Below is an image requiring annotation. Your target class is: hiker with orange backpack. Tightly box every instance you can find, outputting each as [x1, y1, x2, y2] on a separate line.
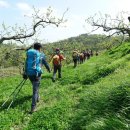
[52, 48, 66, 82]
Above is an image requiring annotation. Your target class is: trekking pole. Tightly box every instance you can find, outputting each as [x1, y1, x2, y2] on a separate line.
[1, 79, 26, 109]
[7, 79, 26, 110]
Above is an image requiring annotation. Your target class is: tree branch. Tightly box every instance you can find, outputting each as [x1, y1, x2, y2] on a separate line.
[85, 12, 130, 42]
[0, 7, 68, 44]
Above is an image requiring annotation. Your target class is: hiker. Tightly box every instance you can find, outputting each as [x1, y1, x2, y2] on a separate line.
[79, 52, 84, 64]
[86, 50, 90, 60]
[23, 42, 51, 113]
[95, 51, 99, 56]
[90, 49, 93, 57]
[83, 50, 87, 62]
[77, 50, 80, 64]
[52, 48, 66, 82]
[72, 49, 78, 68]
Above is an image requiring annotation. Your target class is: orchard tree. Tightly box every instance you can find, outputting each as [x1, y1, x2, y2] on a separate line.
[0, 7, 68, 71]
[85, 11, 130, 42]
[0, 7, 68, 44]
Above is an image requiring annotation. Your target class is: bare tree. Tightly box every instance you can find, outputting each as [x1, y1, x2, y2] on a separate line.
[85, 12, 130, 42]
[0, 7, 68, 44]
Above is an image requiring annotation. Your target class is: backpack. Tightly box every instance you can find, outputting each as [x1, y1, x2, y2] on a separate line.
[25, 49, 42, 76]
[72, 52, 78, 60]
[52, 54, 60, 65]
[80, 53, 84, 59]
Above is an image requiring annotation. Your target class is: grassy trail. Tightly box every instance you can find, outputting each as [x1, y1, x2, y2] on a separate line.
[0, 43, 130, 130]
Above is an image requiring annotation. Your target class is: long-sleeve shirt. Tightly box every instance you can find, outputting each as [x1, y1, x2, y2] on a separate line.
[41, 53, 51, 72]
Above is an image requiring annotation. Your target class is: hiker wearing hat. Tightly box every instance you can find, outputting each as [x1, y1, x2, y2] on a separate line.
[52, 48, 66, 82]
[24, 42, 51, 113]
[72, 49, 78, 68]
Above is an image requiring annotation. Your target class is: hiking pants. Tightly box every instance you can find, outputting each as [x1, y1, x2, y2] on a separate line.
[53, 65, 61, 80]
[28, 75, 41, 110]
[80, 57, 84, 64]
[73, 59, 77, 68]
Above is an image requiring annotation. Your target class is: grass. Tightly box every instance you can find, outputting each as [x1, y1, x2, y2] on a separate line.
[0, 42, 130, 130]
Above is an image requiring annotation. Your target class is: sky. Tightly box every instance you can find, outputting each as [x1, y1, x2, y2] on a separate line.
[0, 0, 130, 43]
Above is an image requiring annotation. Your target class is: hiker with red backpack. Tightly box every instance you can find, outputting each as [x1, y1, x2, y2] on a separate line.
[52, 48, 66, 82]
[23, 43, 51, 113]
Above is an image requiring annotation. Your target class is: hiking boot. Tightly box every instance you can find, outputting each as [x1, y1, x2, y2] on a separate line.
[58, 75, 61, 78]
[37, 99, 40, 103]
[29, 108, 37, 114]
[37, 98, 40, 103]
[37, 95, 40, 103]
[52, 78, 55, 82]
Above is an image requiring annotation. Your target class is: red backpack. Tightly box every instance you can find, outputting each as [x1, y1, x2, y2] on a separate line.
[52, 55, 60, 65]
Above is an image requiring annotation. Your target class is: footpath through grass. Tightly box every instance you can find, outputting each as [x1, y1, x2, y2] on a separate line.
[0, 42, 130, 130]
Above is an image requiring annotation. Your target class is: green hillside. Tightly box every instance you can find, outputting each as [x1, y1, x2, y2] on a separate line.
[0, 42, 130, 130]
[0, 34, 121, 68]
[46, 33, 121, 52]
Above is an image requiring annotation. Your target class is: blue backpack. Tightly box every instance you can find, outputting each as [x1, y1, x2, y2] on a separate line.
[25, 49, 43, 76]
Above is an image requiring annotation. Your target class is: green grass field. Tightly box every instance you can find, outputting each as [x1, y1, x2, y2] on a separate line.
[0, 42, 130, 130]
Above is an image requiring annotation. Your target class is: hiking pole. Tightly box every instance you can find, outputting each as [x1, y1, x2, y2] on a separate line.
[7, 79, 27, 110]
[1, 79, 26, 109]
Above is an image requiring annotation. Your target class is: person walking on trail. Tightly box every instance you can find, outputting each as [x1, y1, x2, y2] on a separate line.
[23, 42, 51, 113]
[90, 49, 93, 57]
[95, 51, 99, 56]
[86, 50, 90, 60]
[83, 50, 87, 62]
[77, 50, 80, 64]
[79, 52, 84, 64]
[52, 48, 66, 82]
[72, 49, 78, 68]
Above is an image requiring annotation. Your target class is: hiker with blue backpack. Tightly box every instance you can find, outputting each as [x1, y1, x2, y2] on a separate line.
[23, 42, 51, 113]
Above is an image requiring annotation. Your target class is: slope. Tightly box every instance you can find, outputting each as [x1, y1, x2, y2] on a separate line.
[0, 42, 130, 130]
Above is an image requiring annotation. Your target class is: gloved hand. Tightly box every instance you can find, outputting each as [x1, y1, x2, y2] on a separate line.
[23, 73, 28, 79]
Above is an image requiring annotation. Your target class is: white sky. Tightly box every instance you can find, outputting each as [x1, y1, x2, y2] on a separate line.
[0, 0, 130, 43]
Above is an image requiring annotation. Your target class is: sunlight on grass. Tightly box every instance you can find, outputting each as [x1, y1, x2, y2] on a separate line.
[0, 42, 130, 130]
